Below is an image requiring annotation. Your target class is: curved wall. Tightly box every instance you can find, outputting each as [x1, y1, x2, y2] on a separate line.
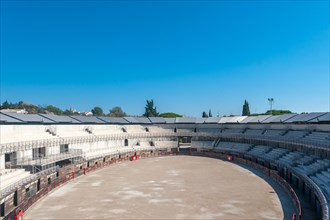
[0, 124, 329, 220]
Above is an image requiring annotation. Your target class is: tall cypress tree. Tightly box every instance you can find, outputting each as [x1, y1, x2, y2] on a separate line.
[242, 100, 250, 116]
[143, 99, 159, 117]
[208, 109, 212, 117]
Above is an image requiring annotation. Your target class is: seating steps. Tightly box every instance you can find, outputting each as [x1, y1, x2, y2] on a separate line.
[294, 159, 330, 176]
[263, 148, 290, 160]
[221, 129, 245, 134]
[247, 145, 272, 156]
[283, 130, 308, 139]
[244, 129, 264, 135]
[263, 129, 285, 137]
[0, 169, 31, 191]
[278, 151, 306, 166]
[215, 142, 252, 153]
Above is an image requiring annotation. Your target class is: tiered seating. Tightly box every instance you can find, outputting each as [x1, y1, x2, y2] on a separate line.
[304, 132, 330, 142]
[309, 175, 330, 200]
[283, 130, 308, 139]
[294, 159, 330, 176]
[56, 125, 92, 138]
[125, 125, 148, 134]
[191, 141, 214, 149]
[84, 147, 119, 160]
[247, 145, 271, 156]
[278, 151, 306, 166]
[0, 169, 31, 191]
[0, 128, 58, 144]
[263, 129, 285, 137]
[215, 142, 253, 153]
[244, 129, 264, 135]
[198, 128, 220, 134]
[148, 126, 173, 134]
[133, 141, 156, 151]
[154, 141, 177, 150]
[221, 128, 245, 134]
[91, 125, 125, 135]
[117, 146, 135, 154]
[262, 148, 290, 160]
[294, 155, 318, 166]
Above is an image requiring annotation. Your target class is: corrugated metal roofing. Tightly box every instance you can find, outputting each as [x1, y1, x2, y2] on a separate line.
[69, 116, 105, 123]
[308, 112, 330, 123]
[262, 114, 297, 123]
[148, 117, 167, 124]
[2, 112, 54, 123]
[163, 118, 175, 123]
[123, 117, 140, 123]
[134, 117, 152, 124]
[219, 116, 247, 123]
[175, 117, 197, 123]
[204, 117, 221, 123]
[240, 115, 272, 123]
[39, 114, 81, 123]
[97, 117, 129, 124]
[0, 113, 23, 123]
[284, 112, 327, 123]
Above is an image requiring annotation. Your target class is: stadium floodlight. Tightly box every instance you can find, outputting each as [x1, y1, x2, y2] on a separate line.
[268, 98, 274, 115]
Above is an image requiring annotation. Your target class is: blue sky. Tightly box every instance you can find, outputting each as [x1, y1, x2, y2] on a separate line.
[1, 0, 329, 117]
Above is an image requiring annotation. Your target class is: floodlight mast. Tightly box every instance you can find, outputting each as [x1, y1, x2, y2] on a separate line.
[268, 98, 274, 115]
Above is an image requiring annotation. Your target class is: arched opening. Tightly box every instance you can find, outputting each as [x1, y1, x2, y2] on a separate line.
[145, 127, 149, 132]
[174, 128, 177, 133]
[194, 128, 197, 133]
[124, 139, 129, 146]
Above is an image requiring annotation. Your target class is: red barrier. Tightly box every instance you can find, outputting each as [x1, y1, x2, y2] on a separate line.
[130, 155, 139, 161]
[84, 168, 86, 175]
[14, 210, 23, 220]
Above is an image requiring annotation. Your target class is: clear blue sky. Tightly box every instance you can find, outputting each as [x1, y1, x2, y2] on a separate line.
[1, 0, 329, 117]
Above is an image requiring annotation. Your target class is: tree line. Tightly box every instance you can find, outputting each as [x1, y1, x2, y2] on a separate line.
[0, 99, 293, 118]
[0, 100, 183, 118]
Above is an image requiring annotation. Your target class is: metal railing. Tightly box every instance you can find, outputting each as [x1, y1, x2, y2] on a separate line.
[0, 166, 59, 199]
[16, 149, 84, 166]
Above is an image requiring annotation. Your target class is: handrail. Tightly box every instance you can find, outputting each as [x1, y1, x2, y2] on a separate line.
[0, 166, 59, 199]
[1, 131, 329, 154]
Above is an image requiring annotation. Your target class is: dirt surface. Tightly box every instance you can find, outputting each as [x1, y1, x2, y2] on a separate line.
[25, 156, 294, 219]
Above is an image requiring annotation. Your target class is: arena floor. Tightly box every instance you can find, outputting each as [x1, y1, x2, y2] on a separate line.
[25, 156, 294, 219]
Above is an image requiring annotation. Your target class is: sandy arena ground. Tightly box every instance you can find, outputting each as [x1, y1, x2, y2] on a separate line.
[25, 156, 294, 219]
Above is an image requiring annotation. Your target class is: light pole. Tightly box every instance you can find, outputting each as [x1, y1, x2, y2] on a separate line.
[268, 98, 274, 115]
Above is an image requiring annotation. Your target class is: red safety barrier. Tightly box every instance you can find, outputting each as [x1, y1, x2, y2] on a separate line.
[227, 155, 233, 161]
[72, 172, 75, 180]
[130, 155, 139, 161]
[292, 213, 296, 220]
[14, 210, 23, 220]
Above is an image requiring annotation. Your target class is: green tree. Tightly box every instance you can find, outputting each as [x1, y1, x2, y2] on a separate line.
[91, 106, 104, 116]
[242, 100, 250, 116]
[208, 109, 212, 117]
[109, 106, 127, 117]
[1, 101, 10, 109]
[159, 112, 182, 118]
[264, 110, 292, 115]
[202, 112, 208, 118]
[45, 105, 63, 115]
[143, 99, 159, 117]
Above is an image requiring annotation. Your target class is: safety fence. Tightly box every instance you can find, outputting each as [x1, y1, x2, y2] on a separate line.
[2, 150, 326, 220]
